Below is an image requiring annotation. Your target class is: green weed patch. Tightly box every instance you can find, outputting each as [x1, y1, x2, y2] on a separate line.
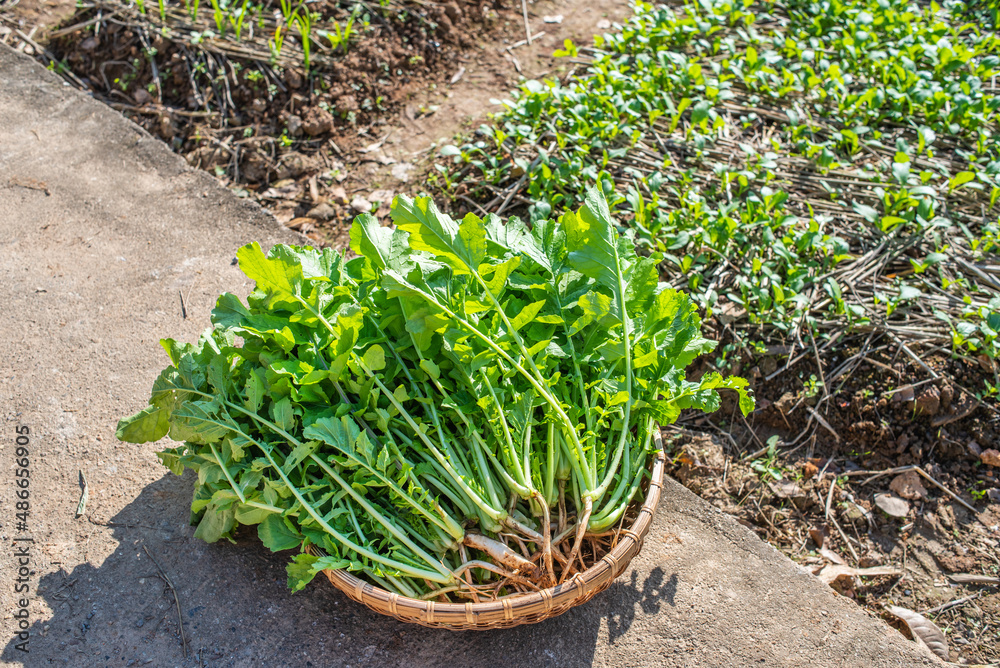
[437, 0, 1000, 395]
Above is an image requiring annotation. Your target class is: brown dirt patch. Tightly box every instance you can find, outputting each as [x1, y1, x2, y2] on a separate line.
[2, 0, 628, 249]
[667, 337, 1000, 664]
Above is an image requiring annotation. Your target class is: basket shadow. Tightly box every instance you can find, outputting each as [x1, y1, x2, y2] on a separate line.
[3, 470, 677, 667]
[603, 567, 677, 643]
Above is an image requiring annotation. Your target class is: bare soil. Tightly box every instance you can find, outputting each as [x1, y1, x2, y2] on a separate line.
[2, 0, 629, 249]
[668, 337, 1000, 664]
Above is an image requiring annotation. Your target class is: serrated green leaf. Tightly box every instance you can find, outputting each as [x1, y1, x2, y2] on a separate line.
[390, 196, 485, 275]
[260, 514, 302, 552]
[237, 241, 303, 303]
[509, 300, 547, 331]
[116, 406, 170, 443]
[286, 553, 320, 592]
[349, 213, 392, 270]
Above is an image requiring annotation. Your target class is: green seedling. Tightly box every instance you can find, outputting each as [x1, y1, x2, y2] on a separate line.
[318, 5, 358, 54]
[751, 436, 784, 481]
[208, 0, 225, 34]
[229, 0, 251, 40]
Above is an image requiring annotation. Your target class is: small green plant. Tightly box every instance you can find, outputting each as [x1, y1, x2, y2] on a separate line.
[750, 436, 784, 481]
[208, 0, 226, 34]
[46, 59, 71, 75]
[157, 0, 166, 22]
[291, 6, 313, 73]
[802, 374, 822, 399]
[318, 6, 358, 54]
[229, 0, 251, 40]
[269, 24, 285, 62]
[135, 0, 147, 14]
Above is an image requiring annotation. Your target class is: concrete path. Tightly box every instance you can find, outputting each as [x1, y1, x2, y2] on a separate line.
[0, 44, 936, 667]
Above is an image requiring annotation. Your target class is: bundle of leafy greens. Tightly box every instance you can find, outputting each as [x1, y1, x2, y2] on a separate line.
[117, 186, 752, 600]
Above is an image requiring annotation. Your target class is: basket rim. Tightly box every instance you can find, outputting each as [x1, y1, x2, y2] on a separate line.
[312, 433, 666, 628]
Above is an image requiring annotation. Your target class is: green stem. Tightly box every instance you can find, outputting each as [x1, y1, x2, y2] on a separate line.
[311, 458, 453, 579]
[176, 391, 455, 582]
[240, 426, 451, 583]
[589, 274, 634, 506]
[322, 437, 464, 541]
[209, 442, 246, 503]
[356, 357, 505, 522]
[545, 422, 557, 507]
[390, 276, 594, 487]
[478, 370, 530, 490]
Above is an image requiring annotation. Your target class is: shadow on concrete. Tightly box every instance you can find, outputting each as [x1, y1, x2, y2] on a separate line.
[605, 568, 677, 643]
[4, 471, 677, 668]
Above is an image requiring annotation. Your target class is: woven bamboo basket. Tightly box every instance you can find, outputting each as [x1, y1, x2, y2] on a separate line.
[314, 442, 666, 630]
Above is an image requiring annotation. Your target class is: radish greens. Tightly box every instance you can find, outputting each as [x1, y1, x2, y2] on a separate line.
[117, 186, 751, 599]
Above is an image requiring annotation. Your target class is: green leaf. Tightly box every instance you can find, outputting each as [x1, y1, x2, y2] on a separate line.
[948, 171, 975, 191]
[237, 241, 303, 303]
[234, 503, 275, 525]
[287, 553, 320, 592]
[509, 300, 547, 331]
[259, 514, 302, 552]
[282, 440, 320, 474]
[563, 187, 634, 293]
[419, 358, 440, 380]
[312, 556, 350, 572]
[646, 399, 681, 424]
[634, 348, 659, 368]
[212, 293, 250, 329]
[349, 213, 393, 270]
[691, 100, 711, 124]
[244, 369, 267, 412]
[116, 406, 170, 443]
[363, 344, 386, 372]
[481, 256, 522, 294]
[171, 400, 232, 445]
[270, 397, 297, 432]
[891, 161, 910, 185]
[193, 501, 236, 543]
[390, 196, 485, 275]
[485, 216, 547, 269]
[852, 201, 879, 222]
[156, 447, 186, 476]
[553, 38, 578, 57]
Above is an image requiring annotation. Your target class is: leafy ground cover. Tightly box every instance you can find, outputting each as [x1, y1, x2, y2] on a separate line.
[434, 0, 1000, 661]
[441, 0, 1000, 373]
